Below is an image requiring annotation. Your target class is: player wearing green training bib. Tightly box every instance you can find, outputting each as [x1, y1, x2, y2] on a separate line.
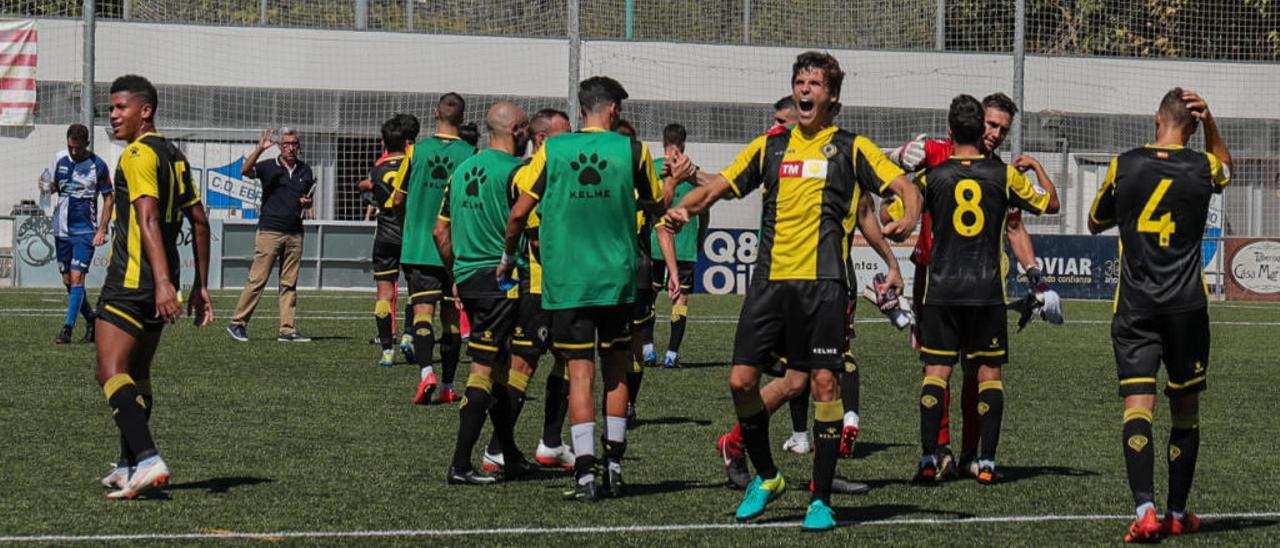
[435, 102, 537, 486]
[645, 124, 702, 370]
[499, 77, 693, 502]
[396, 93, 476, 406]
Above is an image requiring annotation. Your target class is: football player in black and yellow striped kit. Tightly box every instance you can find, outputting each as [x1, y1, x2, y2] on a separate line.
[664, 52, 922, 531]
[95, 74, 213, 500]
[1088, 88, 1231, 543]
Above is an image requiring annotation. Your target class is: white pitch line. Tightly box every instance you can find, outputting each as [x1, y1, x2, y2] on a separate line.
[2, 512, 1277, 543]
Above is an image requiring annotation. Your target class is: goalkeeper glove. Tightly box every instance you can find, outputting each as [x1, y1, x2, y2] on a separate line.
[862, 272, 914, 330]
[888, 133, 928, 172]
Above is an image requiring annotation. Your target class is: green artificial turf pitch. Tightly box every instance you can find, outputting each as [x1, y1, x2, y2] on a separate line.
[2, 288, 1278, 545]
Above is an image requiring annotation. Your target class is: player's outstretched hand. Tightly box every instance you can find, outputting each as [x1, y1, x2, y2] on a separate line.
[257, 128, 276, 151]
[662, 207, 690, 232]
[187, 287, 214, 327]
[1182, 89, 1211, 120]
[154, 284, 182, 324]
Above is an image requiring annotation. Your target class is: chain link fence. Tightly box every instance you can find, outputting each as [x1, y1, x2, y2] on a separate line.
[1, 0, 1277, 235]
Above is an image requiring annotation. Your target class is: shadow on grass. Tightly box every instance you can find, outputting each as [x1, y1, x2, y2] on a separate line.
[167, 476, 274, 494]
[851, 441, 910, 459]
[1199, 517, 1279, 534]
[623, 479, 722, 497]
[997, 465, 1099, 484]
[305, 336, 354, 341]
[755, 504, 974, 525]
[634, 416, 713, 428]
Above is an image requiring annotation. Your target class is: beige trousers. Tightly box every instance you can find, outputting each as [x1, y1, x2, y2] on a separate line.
[230, 230, 302, 334]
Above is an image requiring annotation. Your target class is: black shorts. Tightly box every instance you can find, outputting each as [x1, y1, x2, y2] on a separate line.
[97, 299, 165, 338]
[633, 286, 657, 326]
[1112, 309, 1209, 398]
[552, 304, 632, 361]
[405, 264, 453, 305]
[372, 239, 402, 282]
[732, 279, 848, 371]
[457, 274, 518, 365]
[511, 280, 553, 359]
[635, 252, 652, 289]
[651, 260, 696, 292]
[917, 303, 1008, 367]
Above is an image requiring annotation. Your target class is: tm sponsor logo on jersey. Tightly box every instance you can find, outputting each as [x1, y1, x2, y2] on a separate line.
[778, 160, 828, 179]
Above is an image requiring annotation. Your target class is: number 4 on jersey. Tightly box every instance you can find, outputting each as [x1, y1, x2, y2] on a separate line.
[1138, 178, 1175, 247]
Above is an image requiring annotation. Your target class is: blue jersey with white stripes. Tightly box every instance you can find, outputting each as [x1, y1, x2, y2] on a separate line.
[50, 149, 112, 237]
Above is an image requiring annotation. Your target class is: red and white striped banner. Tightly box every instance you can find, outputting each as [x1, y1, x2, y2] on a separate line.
[0, 19, 36, 126]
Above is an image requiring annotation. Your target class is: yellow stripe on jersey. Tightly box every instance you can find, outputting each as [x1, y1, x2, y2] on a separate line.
[1089, 157, 1120, 226]
[514, 147, 547, 200]
[1205, 152, 1230, 189]
[393, 144, 413, 195]
[718, 134, 768, 198]
[120, 137, 161, 202]
[1006, 165, 1050, 214]
[125, 202, 143, 288]
[636, 142, 663, 205]
[851, 135, 903, 195]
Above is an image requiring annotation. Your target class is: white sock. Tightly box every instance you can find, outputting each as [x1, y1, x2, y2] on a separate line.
[642, 343, 654, 356]
[977, 458, 996, 470]
[843, 410, 860, 428]
[605, 416, 627, 444]
[790, 431, 808, 442]
[1136, 502, 1156, 518]
[571, 422, 595, 463]
[420, 366, 434, 380]
[1170, 510, 1185, 521]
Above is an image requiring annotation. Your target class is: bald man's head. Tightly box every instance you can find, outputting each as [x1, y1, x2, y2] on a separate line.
[486, 102, 527, 137]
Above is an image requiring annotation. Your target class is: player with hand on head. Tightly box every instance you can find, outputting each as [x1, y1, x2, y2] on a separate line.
[910, 94, 1058, 487]
[95, 74, 213, 499]
[436, 102, 539, 485]
[45, 123, 113, 344]
[500, 77, 691, 501]
[1088, 88, 1230, 543]
[399, 94, 476, 403]
[358, 114, 419, 367]
[666, 52, 921, 531]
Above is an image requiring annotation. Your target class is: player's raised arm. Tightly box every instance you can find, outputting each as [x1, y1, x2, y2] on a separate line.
[1183, 89, 1233, 176]
[881, 174, 921, 242]
[1011, 154, 1060, 214]
[241, 128, 274, 179]
[856, 194, 903, 293]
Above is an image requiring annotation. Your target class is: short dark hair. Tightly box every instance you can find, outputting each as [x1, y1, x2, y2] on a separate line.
[66, 123, 90, 143]
[948, 94, 984, 146]
[531, 108, 570, 130]
[458, 123, 479, 147]
[1158, 87, 1198, 134]
[437, 92, 465, 126]
[109, 74, 158, 118]
[662, 123, 687, 147]
[792, 52, 844, 98]
[981, 92, 1019, 118]
[579, 76, 629, 114]
[381, 113, 420, 153]
[773, 96, 795, 112]
[614, 119, 636, 138]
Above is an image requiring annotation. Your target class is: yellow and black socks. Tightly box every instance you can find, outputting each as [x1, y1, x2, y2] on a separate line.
[542, 362, 569, 448]
[920, 376, 948, 456]
[440, 323, 462, 388]
[667, 303, 688, 354]
[374, 300, 393, 350]
[735, 392, 777, 479]
[1168, 409, 1200, 513]
[790, 386, 811, 434]
[811, 400, 843, 503]
[487, 369, 530, 457]
[626, 358, 644, 405]
[840, 352, 860, 417]
[104, 374, 157, 463]
[486, 375, 522, 463]
[412, 316, 435, 372]
[402, 303, 413, 338]
[1123, 407, 1156, 509]
[451, 373, 493, 470]
[977, 380, 1005, 464]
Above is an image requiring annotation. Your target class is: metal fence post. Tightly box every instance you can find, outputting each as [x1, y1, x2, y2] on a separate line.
[122, 0, 130, 21]
[625, 0, 633, 40]
[355, 0, 368, 29]
[1010, 0, 1025, 158]
[82, 0, 95, 135]
[935, 0, 945, 51]
[568, 0, 580, 130]
[406, 0, 413, 31]
[259, 0, 267, 25]
[742, 0, 751, 44]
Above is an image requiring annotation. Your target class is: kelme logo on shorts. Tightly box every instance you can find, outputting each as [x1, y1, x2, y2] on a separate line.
[463, 166, 484, 197]
[571, 153, 607, 186]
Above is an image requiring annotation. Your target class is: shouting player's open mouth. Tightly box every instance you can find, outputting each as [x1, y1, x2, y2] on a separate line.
[797, 99, 816, 116]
